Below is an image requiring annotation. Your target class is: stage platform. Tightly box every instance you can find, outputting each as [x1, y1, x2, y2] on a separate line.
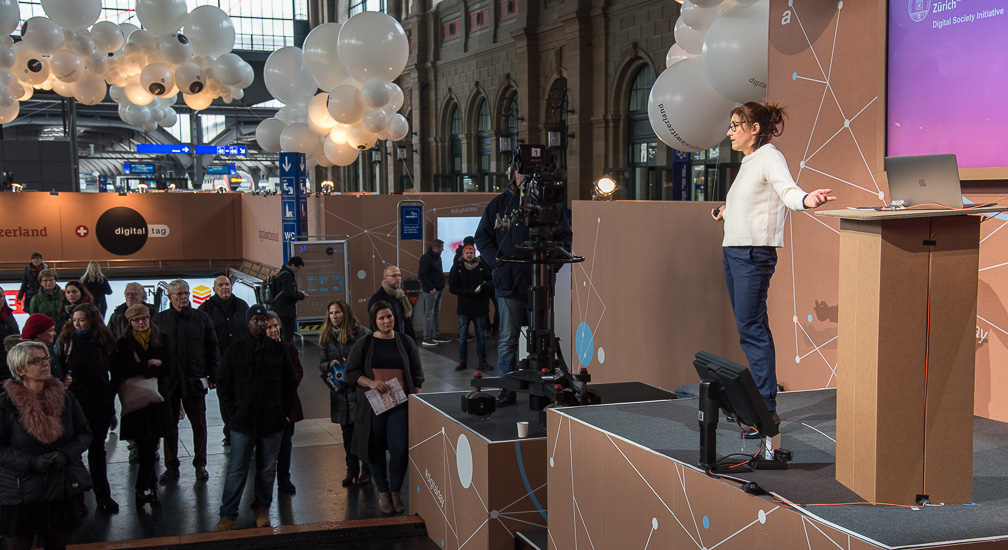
[547, 389, 1008, 550]
[408, 382, 677, 550]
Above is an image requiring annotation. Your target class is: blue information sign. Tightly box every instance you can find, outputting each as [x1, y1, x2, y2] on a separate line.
[195, 145, 247, 155]
[136, 143, 192, 154]
[123, 163, 155, 175]
[400, 204, 423, 240]
[281, 200, 297, 220]
[279, 152, 307, 264]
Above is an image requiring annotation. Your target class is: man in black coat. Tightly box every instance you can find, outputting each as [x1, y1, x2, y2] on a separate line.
[213, 304, 297, 532]
[418, 239, 448, 347]
[15, 252, 46, 312]
[367, 265, 416, 341]
[151, 279, 219, 483]
[269, 256, 306, 343]
[448, 245, 494, 372]
[198, 276, 249, 447]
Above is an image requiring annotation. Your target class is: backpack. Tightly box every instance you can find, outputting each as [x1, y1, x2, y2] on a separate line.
[261, 272, 281, 305]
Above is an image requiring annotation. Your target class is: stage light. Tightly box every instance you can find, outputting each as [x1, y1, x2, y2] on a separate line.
[593, 176, 618, 201]
[10, 183, 22, 192]
[321, 180, 334, 195]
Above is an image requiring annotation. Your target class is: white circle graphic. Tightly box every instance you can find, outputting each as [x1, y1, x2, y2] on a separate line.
[456, 433, 473, 489]
[908, 0, 931, 23]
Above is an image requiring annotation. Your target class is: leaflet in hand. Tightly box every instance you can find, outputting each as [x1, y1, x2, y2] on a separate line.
[365, 378, 408, 414]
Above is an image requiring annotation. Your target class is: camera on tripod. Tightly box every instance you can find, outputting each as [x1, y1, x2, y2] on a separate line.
[513, 145, 565, 207]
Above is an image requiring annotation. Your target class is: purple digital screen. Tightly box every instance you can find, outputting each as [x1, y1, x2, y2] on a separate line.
[887, 0, 1008, 169]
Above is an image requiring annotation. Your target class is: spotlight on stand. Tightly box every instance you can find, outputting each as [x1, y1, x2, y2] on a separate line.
[593, 176, 618, 201]
[10, 183, 23, 193]
[321, 180, 334, 195]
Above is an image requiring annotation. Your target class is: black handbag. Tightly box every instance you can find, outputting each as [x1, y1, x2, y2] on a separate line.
[63, 458, 92, 497]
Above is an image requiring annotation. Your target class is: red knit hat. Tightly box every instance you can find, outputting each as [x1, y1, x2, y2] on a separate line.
[21, 314, 55, 340]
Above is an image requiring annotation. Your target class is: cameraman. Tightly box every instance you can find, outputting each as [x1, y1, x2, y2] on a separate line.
[474, 155, 572, 406]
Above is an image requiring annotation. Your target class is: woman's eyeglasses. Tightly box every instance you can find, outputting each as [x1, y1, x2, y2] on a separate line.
[27, 355, 52, 366]
[728, 120, 745, 132]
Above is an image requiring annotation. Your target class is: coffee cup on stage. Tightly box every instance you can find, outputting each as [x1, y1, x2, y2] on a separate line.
[517, 421, 529, 438]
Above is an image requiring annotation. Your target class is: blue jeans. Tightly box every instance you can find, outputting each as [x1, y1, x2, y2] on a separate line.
[367, 403, 409, 493]
[496, 292, 526, 376]
[458, 315, 487, 362]
[422, 290, 443, 339]
[723, 247, 778, 413]
[277, 423, 295, 481]
[219, 430, 283, 520]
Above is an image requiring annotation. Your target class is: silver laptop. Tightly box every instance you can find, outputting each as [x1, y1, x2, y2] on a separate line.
[884, 153, 963, 208]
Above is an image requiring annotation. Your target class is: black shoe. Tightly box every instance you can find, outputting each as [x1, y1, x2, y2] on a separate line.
[135, 487, 159, 507]
[278, 478, 296, 494]
[496, 389, 517, 406]
[97, 497, 120, 514]
[128, 449, 138, 464]
[222, 436, 230, 447]
[159, 467, 180, 483]
[195, 466, 210, 480]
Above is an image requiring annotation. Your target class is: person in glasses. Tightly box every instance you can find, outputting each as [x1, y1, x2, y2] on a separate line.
[151, 279, 219, 483]
[367, 266, 416, 341]
[0, 341, 92, 550]
[711, 101, 836, 435]
[108, 283, 149, 338]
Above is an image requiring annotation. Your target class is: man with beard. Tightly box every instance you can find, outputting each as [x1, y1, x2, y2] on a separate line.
[367, 266, 415, 341]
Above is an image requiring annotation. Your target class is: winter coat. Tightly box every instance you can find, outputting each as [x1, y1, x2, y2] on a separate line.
[218, 333, 296, 437]
[418, 248, 445, 292]
[270, 265, 304, 318]
[0, 307, 18, 385]
[448, 259, 494, 317]
[151, 306, 219, 399]
[81, 278, 112, 316]
[0, 378, 92, 505]
[29, 289, 64, 320]
[280, 339, 304, 424]
[345, 332, 423, 464]
[54, 333, 115, 429]
[319, 324, 370, 425]
[107, 302, 131, 339]
[111, 334, 174, 441]
[16, 263, 46, 305]
[197, 295, 250, 353]
[367, 286, 416, 341]
[474, 186, 572, 298]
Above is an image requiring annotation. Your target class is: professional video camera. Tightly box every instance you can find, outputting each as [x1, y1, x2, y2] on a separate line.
[462, 145, 598, 425]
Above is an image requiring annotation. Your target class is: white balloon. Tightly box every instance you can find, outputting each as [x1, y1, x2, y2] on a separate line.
[125, 103, 151, 125]
[361, 78, 390, 109]
[237, 62, 254, 88]
[674, 17, 707, 56]
[329, 123, 348, 145]
[116, 23, 139, 51]
[324, 138, 360, 166]
[256, 118, 285, 152]
[71, 33, 95, 57]
[72, 70, 106, 104]
[0, 47, 14, 70]
[0, 89, 13, 108]
[388, 82, 404, 110]
[184, 6, 235, 58]
[108, 84, 126, 103]
[125, 74, 154, 105]
[90, 21, 124, 53]
[275, 105, 295, 124]
[49, 49, 84, 82]
[183, 91, 213, 110]
[308, 92, 337, 133]
[316, 148, 334, 168]
[86, 51, 107, 74]
[143, 120, 159, 132]
[126, 28, 157, 50]
[263, 46, 317, 104]
[702, 2, 769, 103]
[338, 12, 409, 83]
[214, 53, 245, 86]
[361, 108, 388, 133]
[158, 33, 193, 65]
[281, 122, 320, 156]
[387, 113, 409, 141]
[666, 43, 695, 69]
[8, 81, 25, 100]
[0, 0, 19, 37]
[159, 108, 178, 128]
[647, 57, 737, 153]
[140, 62, 174, 96]
[135, 0, 187, 35]
[174, 62, 206, 94]
[0, 69, 11, 86]
[21, 17, 65, 54]
[0, 98, 18, 124]
[690, 0, 723, 6]
[231, 86, 244, 100]
[346, 124, 377, 150]
[302, 22, 347, 92]
[117, 102, 129, 122]
[327, 84, 366, 125]
[41, 0, 99, 30]
[681, 1, 721, 29]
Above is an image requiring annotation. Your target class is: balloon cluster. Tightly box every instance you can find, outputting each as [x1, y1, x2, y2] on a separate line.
[648, 0, 769, 153]
[255, 12, 410, 169]
[0, 0, 254, 130]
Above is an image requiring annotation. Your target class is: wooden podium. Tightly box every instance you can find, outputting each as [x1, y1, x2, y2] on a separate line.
[817, 207, 1004, 505]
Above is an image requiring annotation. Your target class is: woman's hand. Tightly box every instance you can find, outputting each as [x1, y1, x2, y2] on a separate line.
[148, 358, 162, 368]
[804, 189, 837, 209]
[369, 379, 391, 394]
[711, 205, 724, 221]
[330, 359, 341, 367]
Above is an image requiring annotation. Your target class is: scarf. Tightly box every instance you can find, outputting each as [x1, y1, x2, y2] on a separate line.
[3, 378, 66, 444]
[28, 262, 43, 280]
[132, 327, 151, 350]
[381, 280, 413, 319]
[464, 258, 481, 271]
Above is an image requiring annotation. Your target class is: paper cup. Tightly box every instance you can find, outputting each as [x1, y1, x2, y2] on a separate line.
[517, 421, 529, 438]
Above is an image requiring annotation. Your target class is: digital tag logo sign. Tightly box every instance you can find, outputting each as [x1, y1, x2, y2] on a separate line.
[909, 0, 932, 22]
[95, 207, 148, 255]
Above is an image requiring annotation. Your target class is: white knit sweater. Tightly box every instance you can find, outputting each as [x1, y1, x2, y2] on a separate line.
[722, 143, 808, 248]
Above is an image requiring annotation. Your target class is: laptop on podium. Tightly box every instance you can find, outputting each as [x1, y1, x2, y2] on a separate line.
[884, 153, 963, 208]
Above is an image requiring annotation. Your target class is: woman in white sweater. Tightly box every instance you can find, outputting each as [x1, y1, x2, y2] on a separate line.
[711, 101, 835, 435]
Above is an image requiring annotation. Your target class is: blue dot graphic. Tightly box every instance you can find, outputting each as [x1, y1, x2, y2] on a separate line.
[703, 516, 710, 529]
[792, 72, 798, 80]
[807, 314, 813, 323]
[575, 322, 594, 366]
[417, 485, 420, 494]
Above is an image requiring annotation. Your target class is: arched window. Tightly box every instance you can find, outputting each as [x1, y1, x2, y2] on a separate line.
[546, 80, 569, 171]
[450, 106, 462, 175]
[475, 100, 491, 191]
[627, 65, 657, 200]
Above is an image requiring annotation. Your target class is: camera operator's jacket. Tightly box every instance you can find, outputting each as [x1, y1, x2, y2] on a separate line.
[475, 186, 572, 299]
